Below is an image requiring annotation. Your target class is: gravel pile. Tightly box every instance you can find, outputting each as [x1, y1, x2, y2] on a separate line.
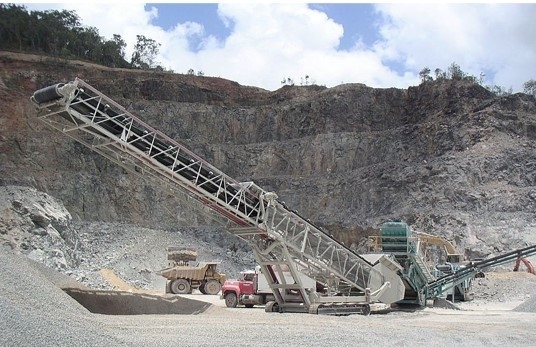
[0, 246, 128, 346]
[512, 274, 536, 312]
[471, 272, 536, 303]
[514, 296, 536, 312]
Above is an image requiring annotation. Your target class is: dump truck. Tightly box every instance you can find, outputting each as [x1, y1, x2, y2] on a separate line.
[156, 247, 226, 295]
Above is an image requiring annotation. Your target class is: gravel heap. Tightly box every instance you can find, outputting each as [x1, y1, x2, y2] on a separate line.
[511, 272, 536, 312]
[454, 271, 536, 311]
[0, 246, 128, 346]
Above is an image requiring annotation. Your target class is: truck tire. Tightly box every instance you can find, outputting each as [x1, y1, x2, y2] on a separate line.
[204, 279, 221, 295]
[170, 278, 191, 294]
[224, 292, 238, 308]
[199, 282, 207, 294]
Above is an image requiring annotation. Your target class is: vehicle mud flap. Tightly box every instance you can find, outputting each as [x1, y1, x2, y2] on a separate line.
[265, 301, 279, 313]
[166, 281, 171, 294]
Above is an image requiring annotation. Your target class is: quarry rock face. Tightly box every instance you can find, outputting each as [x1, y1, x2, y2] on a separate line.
[1, 51, 536, 260]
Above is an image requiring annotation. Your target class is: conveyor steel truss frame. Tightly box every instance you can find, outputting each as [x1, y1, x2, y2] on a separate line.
[31, 78, 400, 312]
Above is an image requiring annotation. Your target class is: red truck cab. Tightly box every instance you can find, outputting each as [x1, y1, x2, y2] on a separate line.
[221, 269, 274, 308]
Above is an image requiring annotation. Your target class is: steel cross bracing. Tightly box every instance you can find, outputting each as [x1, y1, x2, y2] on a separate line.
[32, 79, 263, 229]
[252, 194, 384, 290]
[231, 192, 401, 310]
[31, 78, 400, 311]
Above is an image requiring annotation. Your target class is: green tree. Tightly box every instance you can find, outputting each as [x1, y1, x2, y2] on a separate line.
[37, 9, 81, 55]
[131, 34, 161, 69]
[523, 79, 536, 98]
[101, 34, 128, 67]
[0, 4, 30, 50]
[75, 26, 102, 60]
[419, 67, 432, 83]
[0, 5, 131, 68]
[447, 62, 465, 80]
[434, 68, 446, 80]
[486, 85, 512, 96]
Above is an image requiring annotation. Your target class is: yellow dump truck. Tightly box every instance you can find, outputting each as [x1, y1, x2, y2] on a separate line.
[156, 247, 226, 295]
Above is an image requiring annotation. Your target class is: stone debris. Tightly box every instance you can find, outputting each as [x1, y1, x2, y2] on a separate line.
[0, 185, 255, 292]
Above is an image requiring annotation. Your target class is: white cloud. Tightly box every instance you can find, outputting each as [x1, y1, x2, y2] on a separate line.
[374, 3, 536, 91]
[22, 3, 536, 92]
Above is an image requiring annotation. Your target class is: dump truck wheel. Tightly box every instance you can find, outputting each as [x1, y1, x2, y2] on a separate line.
[199, 282, 207, 294]
[170, 279, 191, 294]
[204, 280, 221, 295]
[224, 292, 238, 308]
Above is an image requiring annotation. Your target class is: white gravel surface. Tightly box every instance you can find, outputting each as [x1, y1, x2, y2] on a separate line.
[2, 245, 536, 347]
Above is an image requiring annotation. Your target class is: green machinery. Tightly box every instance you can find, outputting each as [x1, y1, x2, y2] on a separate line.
[369, 221, 435, 305]
[371, 221, 536, 306]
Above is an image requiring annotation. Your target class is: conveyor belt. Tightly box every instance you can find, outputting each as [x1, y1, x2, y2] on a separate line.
[31, 78, 405, 312]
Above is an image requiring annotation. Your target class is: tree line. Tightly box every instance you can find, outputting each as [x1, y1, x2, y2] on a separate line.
[2, 4, 535, 96]
[0, 4, 162, 70]
[419, 62, 536, 98]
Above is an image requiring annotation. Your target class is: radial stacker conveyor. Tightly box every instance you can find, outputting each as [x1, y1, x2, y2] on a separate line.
[30, 78, 536, 314]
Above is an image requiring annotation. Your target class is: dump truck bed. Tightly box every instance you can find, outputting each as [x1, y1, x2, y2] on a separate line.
[157, 262, 222, 281]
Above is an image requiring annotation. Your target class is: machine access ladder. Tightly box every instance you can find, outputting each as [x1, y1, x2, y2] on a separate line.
[31, 78, 404, 314]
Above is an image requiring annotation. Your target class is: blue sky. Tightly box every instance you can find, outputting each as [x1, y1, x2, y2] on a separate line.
[146, 4, 381, 51]
[21, 3, 536, 92]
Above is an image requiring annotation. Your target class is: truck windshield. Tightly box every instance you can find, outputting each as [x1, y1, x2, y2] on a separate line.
[243, 273, 255, 281]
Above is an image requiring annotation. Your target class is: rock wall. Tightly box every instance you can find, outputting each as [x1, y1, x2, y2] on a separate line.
[1, 51, 536, 259]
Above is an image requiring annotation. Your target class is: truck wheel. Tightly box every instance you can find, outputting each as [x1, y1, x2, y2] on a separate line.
[204, 280, 221, 295]
[199, 282, 207, 294]
[170, 279, 191, 294]
[224, 292, 238, 308]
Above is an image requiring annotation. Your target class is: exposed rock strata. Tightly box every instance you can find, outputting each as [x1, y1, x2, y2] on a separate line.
[1, 51, 535, 261]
